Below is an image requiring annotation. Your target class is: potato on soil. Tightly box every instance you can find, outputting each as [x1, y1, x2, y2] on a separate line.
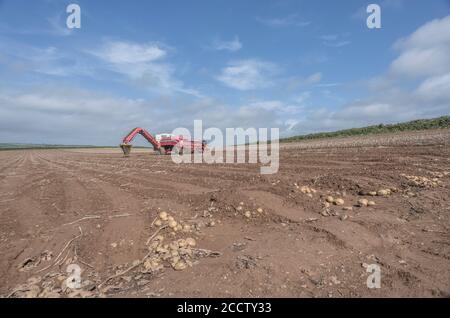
[159, 211, 168, 221]
[300, 186, 311, 194]
[168, 220, 178, 229]
[177, 239, 187, 248]
[185, 238, 196, 247]
[358, 199, 369, 207]
[173, 261, 187, 271]
[377, 189, 390, 196]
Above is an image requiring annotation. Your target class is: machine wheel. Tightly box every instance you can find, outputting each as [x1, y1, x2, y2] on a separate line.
[172, 146, 183, 155]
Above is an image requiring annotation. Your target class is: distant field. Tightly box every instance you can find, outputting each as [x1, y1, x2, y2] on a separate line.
[0, 144, 152, 151]
[280, 115, 450, 143]
[65, 147, 154, 154]
[2, 116, 450, 150]
[0, 144, 96, 151]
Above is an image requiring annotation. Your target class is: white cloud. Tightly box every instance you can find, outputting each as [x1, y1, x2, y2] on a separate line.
[0, 87, 150, 145]
[0, 87, 294, 144]
[320, 35, 339, 41]
[0, 39, 93, 77]
[93, 41, 167, 64]
[306, 72, 322, 84]
[89, 40, 202, 97]
[316, 83, 341, 88]
[285, 119, 299, 131]
[288, 77, 450, 136]
[47, 15, 73, 37]
[256, 14, 310, 27]
[216, 59, 277, 90]
[395, 16, 450, 50]
[390, 47, 450, 78]
[2, 14, 449, 145]
[210, 36, 242, 52]
[320, 34, 351, 48]
[416, 73, 450, 102]
[336, 102, 393, 120]
[324, 41, 351, 48]
[390, 16, 450, 78]
[292, 92, 311, 105]
[245, 100, 303, 114]
[286, 16, 450, 136]
[285, 72, 322, 91]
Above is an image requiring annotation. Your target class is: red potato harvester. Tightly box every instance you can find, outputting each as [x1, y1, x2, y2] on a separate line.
[120, 127, 206, 156]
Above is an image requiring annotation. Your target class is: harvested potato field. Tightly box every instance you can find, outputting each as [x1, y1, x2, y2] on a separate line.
[1, 129, 450, 298]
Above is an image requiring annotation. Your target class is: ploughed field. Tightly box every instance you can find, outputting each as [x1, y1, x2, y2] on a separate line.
[1, 129, 449, 297]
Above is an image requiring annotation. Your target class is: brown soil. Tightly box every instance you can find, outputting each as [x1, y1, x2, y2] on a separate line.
[1, 129, 449, 298]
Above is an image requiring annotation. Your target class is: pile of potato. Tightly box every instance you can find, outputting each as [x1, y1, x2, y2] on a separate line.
[146, 234, 197, 272]
[153, 211, 192, 233]
[360, 187, 397, 197]
[401, 173, 444, 188]
[357, 198, 376, 207]
[320, 195, 376, 216]
[236, 202, 264, 219]
[430, 171, 449, 178]
[294, 183, 317, 198]
[325, 196, 345, 206]
[146, 211, 203, 271]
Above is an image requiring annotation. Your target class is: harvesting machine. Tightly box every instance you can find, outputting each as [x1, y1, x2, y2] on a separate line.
[120, 127, 206, 156]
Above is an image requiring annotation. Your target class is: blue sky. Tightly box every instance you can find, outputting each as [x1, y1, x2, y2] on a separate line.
[0, 0, 449, 145]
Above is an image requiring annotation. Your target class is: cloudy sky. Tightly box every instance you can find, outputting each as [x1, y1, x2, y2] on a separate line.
[0, 0, 449, 145]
